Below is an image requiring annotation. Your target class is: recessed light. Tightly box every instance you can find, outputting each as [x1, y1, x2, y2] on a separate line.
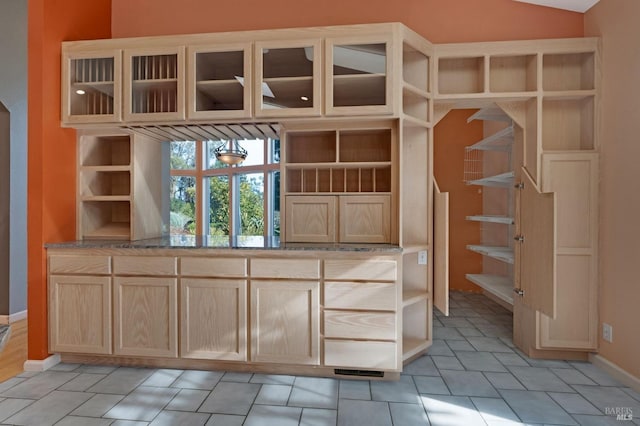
[300, 96, 309, 101]
[76, 89, 86, 95]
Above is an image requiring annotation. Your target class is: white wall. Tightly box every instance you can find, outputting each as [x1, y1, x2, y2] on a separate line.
[585, 0, 640, 379]
[0, 0, 28, 315]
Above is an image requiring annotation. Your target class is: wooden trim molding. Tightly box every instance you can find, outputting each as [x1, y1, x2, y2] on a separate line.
[589, 353, 640, 393]
[0, 310, 28, 325]
[23, 354, 61, 372]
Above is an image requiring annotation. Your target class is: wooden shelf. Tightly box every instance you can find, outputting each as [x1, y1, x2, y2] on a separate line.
[333, 73, 386, 107]
[467, 245, 514, 264]
[467, 171, 514, 188]
[466, 215, 514, 225]
[83, 222, 131, 240]
[73, 81, 115, 96]
[466, 126, 513, 152]
[466, 274, 514, 306]
[402, 337, 430, 362]
[81, 195, 131, 202]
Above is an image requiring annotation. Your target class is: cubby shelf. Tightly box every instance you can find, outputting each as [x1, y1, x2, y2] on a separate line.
[467, 245, 514, 264]
[402, 338, 430, 362]
[403, 290, 428, 308]
[465, 274, 514, 306]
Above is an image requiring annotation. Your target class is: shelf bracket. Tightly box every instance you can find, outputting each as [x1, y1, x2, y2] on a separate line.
[514, 235, 525, 243]
[514, 182, 524, 190]
[513, 288, 525, 297]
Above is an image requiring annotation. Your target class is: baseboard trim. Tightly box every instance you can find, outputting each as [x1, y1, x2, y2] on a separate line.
[23, 354, 61, 372]
[589, 353, 640, 392]
[0, 310, 27, 325]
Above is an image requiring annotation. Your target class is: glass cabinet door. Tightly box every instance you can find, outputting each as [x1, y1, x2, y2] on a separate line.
[254, 40, 321, 118]
[326, 38, 393, 115]
[188, 43, 251, 119]
[123, 47, 185, 122]
[62, 49, 122, 124]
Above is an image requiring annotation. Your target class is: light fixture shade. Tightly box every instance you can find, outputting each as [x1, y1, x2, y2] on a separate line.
[214, 139, 248, 165]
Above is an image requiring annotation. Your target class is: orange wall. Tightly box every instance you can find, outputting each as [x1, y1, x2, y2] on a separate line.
[28, 0, 111, 359]
[434, 110, 484, 292]
[585, 0, 640, 379]
[111, 0, 582, 42]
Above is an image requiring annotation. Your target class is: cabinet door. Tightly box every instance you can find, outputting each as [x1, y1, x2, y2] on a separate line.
[517, 168, 556, 318]
[285, 195, 336, 243]
[187, 43, 252, 120]
[181, 278, 247, 360]
[49, 275, 111, 354]
[433, 181, 450, 316]
[538, 153, 598, 350]
[123, 47, 185, 122]
[62, 49, 122, 124]
[114, 276, 178, 357]
[339, 195, 390, 243]
[325, 36, 394, 116]
[254, 39, 322, 118]
[250, 280, 320, 365]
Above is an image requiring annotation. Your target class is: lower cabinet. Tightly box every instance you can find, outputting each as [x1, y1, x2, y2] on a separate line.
[49, 275, 112, 354]
[180, 278, 247, 361]
[113, 276, 178, 357]
[250, 280, 320, 365]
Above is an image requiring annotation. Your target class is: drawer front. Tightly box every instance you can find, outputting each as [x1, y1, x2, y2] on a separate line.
[324, 340, 398, 370]
[181, 257, 247, 277]
[324, 311, 396, 340]
[324, 259, 397, 281]
[113, 256, 177, 276]
[49, 255, 111, 275]
[325, 281, 397, 311]
[251, 258, 320, 279]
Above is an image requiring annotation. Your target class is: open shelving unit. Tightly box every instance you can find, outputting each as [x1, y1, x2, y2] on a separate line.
[464, 106, 516, 307]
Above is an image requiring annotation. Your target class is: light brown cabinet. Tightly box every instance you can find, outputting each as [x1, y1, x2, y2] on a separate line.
[250, 280, 320, 365]
[62, 49, 122, 124]
[48, 254, 113, 354]
[123, 46, 185, 122]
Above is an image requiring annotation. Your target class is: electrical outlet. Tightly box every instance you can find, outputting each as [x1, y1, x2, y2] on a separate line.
[418, 250, 427, 265]
[603, 323, 613, 343]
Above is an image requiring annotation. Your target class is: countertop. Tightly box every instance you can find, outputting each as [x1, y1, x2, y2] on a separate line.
[45, 235, 403, 253]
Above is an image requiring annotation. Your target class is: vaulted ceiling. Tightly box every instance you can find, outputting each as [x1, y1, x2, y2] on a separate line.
[514, 0, 600, 13]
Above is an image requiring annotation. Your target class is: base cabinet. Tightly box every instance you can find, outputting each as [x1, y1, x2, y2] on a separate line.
[250, 280, 320, 365]
[49, 275, 112, 354]
[181, 278, 247, 361]
[114, 276, 178, 357]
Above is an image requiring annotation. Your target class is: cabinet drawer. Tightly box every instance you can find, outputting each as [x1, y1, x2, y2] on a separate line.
[113, 256, 177, 276]
[181, 257, 247, 277]
[49, 255, 111, 275]
[251, 258, 320, 279]
[324, 259, 397, 281]
[324, 340, 398, 370]
[324, 311, 396, 340]
[325, 281, 397, 311]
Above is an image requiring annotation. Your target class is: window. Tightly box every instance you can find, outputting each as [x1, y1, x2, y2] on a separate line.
[169, 138, 280, 239]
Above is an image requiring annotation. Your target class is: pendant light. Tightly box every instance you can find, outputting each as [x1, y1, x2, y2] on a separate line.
[214, 139, 248, 165]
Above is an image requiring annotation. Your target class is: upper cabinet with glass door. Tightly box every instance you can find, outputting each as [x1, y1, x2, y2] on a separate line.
[254, 39, 322, 118]
[123, 47, 186, 122]
[325, 36, 394, 116]
[62, 50, 122, 124]
[187, 43, 252, 120]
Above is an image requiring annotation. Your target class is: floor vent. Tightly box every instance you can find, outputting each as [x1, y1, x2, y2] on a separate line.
[334, 368, 384, 378]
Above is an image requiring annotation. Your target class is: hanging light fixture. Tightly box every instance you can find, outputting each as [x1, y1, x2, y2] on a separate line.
[214, 139, 248, 165]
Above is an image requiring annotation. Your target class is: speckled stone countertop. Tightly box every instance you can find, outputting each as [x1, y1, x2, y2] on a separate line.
[45, 235, 403, 253]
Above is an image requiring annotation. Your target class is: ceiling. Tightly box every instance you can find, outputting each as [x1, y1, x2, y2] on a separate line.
[514, 0, 600, 13]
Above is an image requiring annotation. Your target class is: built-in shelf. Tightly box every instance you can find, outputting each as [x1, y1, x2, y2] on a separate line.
[467, 245, 514, 264]
[403, 290, 428, 308]
[402, 337, 430, 362]
[466, 126, 513, 152]
[465, 274, 514, 306]
[467, 171, 514, 188]
[466, 215, 514, 225]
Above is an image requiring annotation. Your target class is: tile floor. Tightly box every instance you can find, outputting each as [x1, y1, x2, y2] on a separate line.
[1, 291, 639, 425]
